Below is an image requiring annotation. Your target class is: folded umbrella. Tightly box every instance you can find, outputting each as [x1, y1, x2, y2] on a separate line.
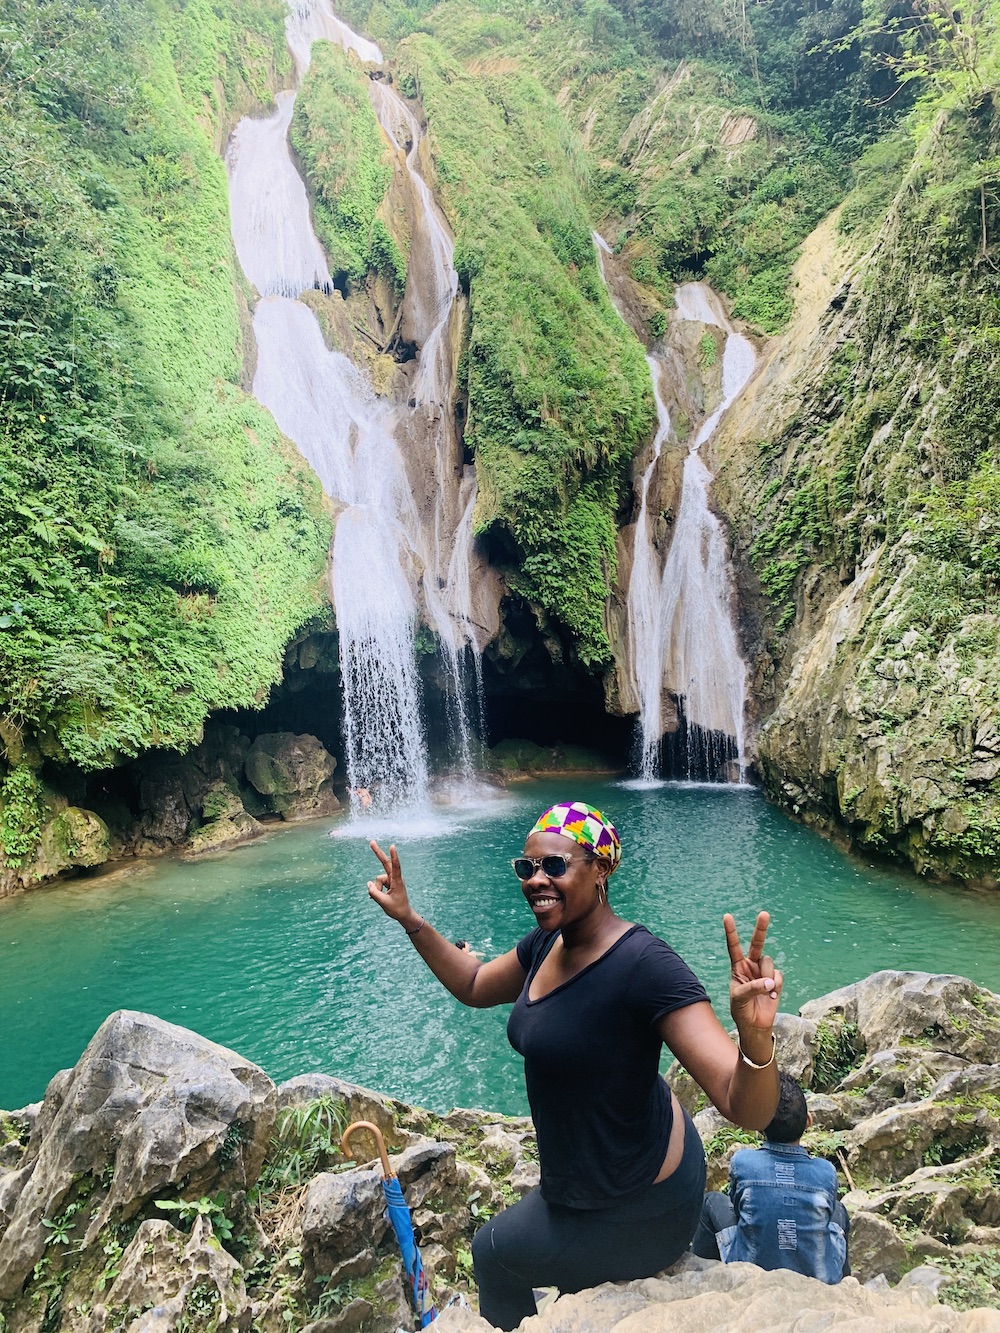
[342, 1119, 437, 1328]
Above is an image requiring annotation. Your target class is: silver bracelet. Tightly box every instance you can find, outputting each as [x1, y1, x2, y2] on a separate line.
[738, 1033, 776, 1070]
[404, 917, 425, 937]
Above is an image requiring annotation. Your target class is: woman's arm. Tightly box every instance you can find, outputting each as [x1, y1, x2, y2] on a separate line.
[367, 841, 526, 1008]
[657, 1001, 778, 1128]
[657, 912, 782, 1129]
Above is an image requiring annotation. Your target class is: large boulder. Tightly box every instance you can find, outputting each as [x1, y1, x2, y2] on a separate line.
[800, 972, 1000, 1065]
[0, 1011, 275, 1300]
[432, 1254, 1000, 1330]
[87, 1215, 250, 1331]
[276, 1075, 402, 1149]
[301, 1140, 458, 1289]
[183, 781, 263, 858]
[244, 733, 339, 820]
[34, 807, 111, 879]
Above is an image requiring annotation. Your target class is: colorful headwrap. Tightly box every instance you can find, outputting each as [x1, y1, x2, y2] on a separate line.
[528, 802, 622, 875]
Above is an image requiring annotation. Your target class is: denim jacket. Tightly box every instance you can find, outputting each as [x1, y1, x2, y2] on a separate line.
[716, 1143, 847, 1285]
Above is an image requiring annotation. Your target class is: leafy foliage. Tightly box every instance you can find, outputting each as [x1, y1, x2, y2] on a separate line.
[155, 1193, 235, 1241]
[292, 43, 407, 290]
[0, 0, 331, 770]
[259, 1095, 349, 1190]
[398, 32, 653, 664]
[0, 766, 47, 866]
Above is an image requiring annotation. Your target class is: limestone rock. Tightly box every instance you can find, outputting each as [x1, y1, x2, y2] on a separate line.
[0, 1167, 30, 1231]
[800, 971, 1000, 1064]
[300, 1167, 386, 1288]
[0, 1011, 275, 1300]
[849, 1210, 909, 1283]
[433, 1254, 1000, 1330]
[772, 1012, 819, 1085]
[844, 1094, 996, 1183]
[0, 1107, 35, 1170]
[835, 1047, 969, 1122]
[34, 807, 111, 879]
[804, 1092, 855, 1131]
[183, 782, 263, 858]
[244, 733, 339, 819]
[276, 1074, 402, 1149]
[859, 1147, 1000, 1239]
[88, 1215, 249, 1331]
[302, 1140, 457, 1288]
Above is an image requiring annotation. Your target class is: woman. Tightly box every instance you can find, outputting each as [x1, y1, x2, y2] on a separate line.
[367, 800, 782, 1330]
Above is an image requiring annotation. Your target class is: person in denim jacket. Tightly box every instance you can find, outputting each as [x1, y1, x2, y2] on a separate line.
[692, 1072, 850, 1283]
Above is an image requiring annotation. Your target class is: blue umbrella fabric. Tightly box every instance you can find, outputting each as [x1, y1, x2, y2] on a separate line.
[343, 1120, 438, 1328]
[383, 1173, 437, 1327]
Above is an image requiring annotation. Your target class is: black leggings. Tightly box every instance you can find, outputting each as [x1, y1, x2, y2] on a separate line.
[471, 1109, 706, 1330]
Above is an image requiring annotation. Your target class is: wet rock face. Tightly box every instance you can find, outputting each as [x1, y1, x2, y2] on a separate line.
[244, 732, 339, 820]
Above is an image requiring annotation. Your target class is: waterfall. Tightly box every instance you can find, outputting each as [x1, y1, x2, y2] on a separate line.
[227, 0, 436, 812]
[594, 236, 755, 782]
[660, 283, 755, 781]
[628, 358, 673, 780]
[368, 75, 484, 786]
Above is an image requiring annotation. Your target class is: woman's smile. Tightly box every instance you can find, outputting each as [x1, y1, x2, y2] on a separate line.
[527, 889, 563, 915]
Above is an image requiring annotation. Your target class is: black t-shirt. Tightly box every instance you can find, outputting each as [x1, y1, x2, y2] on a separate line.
[507, 924, 709, 1209]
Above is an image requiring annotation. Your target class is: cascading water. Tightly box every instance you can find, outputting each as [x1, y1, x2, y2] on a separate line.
[595, 234, 756, 782]
[627, 358, 673, 779]
[655, 284, 756, 781]
[227, 0, 435, 811]
[367, 76, 484, 784]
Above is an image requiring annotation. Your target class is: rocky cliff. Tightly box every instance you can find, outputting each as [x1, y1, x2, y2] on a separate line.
[711, 101, 1000, 884]
[3, 971, 1000, 1331]
[4, 0, 1000, 892]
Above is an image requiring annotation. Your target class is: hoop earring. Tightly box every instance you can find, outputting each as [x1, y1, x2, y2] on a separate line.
[597, 881, 608, 905]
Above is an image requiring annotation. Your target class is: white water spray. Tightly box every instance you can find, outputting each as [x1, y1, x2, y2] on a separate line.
[655, 284, 756, 780]
[226, 0, 487, 808]
[368, 75, 483, 784]
[627, 358, 673, 778]
[595, 234, 756, 781]
[227, 0, 432, 811]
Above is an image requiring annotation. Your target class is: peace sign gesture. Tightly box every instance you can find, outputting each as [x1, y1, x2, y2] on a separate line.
[725, 911, 783, 1046]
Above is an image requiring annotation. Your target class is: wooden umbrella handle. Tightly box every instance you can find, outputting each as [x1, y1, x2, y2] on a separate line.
[342, 1120, 393, 1178]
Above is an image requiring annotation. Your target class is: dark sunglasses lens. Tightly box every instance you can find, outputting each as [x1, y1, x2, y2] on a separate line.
[512, 859, 535, 880]
[541, 855, 568, 878]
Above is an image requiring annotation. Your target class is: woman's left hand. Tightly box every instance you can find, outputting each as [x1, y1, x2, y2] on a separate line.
[724, 911, 783, 1046]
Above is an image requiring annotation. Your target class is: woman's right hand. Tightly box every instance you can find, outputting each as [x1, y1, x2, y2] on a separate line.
[367, 840, 421, 930]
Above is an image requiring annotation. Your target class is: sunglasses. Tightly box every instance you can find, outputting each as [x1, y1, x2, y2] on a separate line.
[510, 854, 583, 880]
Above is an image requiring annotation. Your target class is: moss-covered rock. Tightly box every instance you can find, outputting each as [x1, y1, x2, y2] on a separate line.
[34, 808, 111, 880]
[712, 99, 1000, 884]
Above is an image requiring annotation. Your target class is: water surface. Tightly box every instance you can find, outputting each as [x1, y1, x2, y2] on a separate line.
[3, 780, 1000, 1114]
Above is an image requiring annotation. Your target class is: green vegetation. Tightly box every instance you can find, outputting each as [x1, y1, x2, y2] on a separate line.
[0, 766, 47, 867]
[812, 1017, 863, 1091]
[258, 1095, 348, 1189]
[292, 44, 407, 291]
[0, 0, 331, 775]
[154, 1193, 235, 1241]
[339, 0, 853, 333]
[743, 48, 1000, 874]
[397, 33, 653, 665]
[702, 1124, 760, 1157]
[938, 1249, 1000, 1310]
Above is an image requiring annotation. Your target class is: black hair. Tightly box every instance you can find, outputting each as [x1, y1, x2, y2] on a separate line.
[763, 1071, 808, 1143]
